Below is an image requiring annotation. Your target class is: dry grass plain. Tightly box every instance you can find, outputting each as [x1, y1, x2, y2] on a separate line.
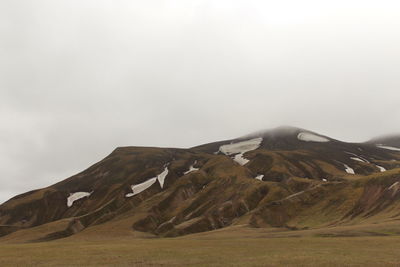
[1, 223, 400, 266]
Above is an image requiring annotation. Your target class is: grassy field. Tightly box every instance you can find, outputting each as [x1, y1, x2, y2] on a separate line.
[1, 225, 400, 266]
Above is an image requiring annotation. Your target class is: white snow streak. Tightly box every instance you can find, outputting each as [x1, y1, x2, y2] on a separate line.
[297, 132, 329, 143]
[346, 152, 370, 163]
[219, 138, 262, 166]
[157, 167, 169, 189]
[184, 161, 199, 174]
[346, 152, 386, 172]
[377, 145, 400, 151]
[219, 138, 263, 155]
[343, 164, 355, 174]
[125, 165, 170, 198]
[255, 174, 264, 181]
[125, 177, 157, 198]
[350, 157, 365, 163]
[67, 192, 92, 207]
[233, 153, 250, 166]
[376, 165, 386, 172]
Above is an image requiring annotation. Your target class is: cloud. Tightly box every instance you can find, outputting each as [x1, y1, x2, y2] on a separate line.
[0, 0, 400, 203]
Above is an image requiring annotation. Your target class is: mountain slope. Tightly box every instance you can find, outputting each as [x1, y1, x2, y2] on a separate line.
[1, 126, 400, 241]
[368, 133, 400, 148]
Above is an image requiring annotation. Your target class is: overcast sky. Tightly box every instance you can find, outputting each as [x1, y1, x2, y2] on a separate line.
[1, 0, 400, 204]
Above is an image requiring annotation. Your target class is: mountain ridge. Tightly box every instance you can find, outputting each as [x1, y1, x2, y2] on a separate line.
[1, 126, 400, 242]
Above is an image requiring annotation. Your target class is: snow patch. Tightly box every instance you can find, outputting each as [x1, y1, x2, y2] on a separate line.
[322, 178, 328, 182]
[255, 174, 264, 181]
[219, 138, 262, 166]
[350, 157, 365, 163]
[377, 145, 400, 152]
[233, 153, 250, 166]
[184, 161, 199, 175]
[219, 138, 263, 155]
[125, 165, 169, 198]
[343, 164, 355, 174]
[157, 167, 169, 188]
[125, 177, 157, 198]
[67, 192, 92, 207]
[297, 132, 329, 143]
[346, 152, 369, 163]
[376, 165, 386, 172]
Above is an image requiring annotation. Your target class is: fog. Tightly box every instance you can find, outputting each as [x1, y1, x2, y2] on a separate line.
[1, 0, 400, 203]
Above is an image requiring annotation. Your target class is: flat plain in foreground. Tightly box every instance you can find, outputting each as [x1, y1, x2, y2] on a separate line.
[1, 230, 400, 266]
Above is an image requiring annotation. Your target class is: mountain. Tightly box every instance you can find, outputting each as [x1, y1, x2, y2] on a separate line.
[368, 133, 400, 148]
[1, 126, 400, 242]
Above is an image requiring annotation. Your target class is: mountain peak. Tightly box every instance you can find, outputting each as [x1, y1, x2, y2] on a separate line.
[242, 125, 318, 139]
[368, 133, 400, 147]
[242, 125, 300, 137]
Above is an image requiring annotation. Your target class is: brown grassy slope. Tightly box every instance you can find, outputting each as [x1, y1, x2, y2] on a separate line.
[1, 131, 400, 241]
[2, 168, 399, 244]
[249, 168, 400, 229]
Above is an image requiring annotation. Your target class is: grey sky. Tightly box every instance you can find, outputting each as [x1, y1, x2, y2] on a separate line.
[1, 0, 400, 203]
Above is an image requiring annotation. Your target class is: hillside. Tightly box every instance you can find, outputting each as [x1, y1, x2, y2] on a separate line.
[368, 133, 400, 148]
[1, 126, 400, 242]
